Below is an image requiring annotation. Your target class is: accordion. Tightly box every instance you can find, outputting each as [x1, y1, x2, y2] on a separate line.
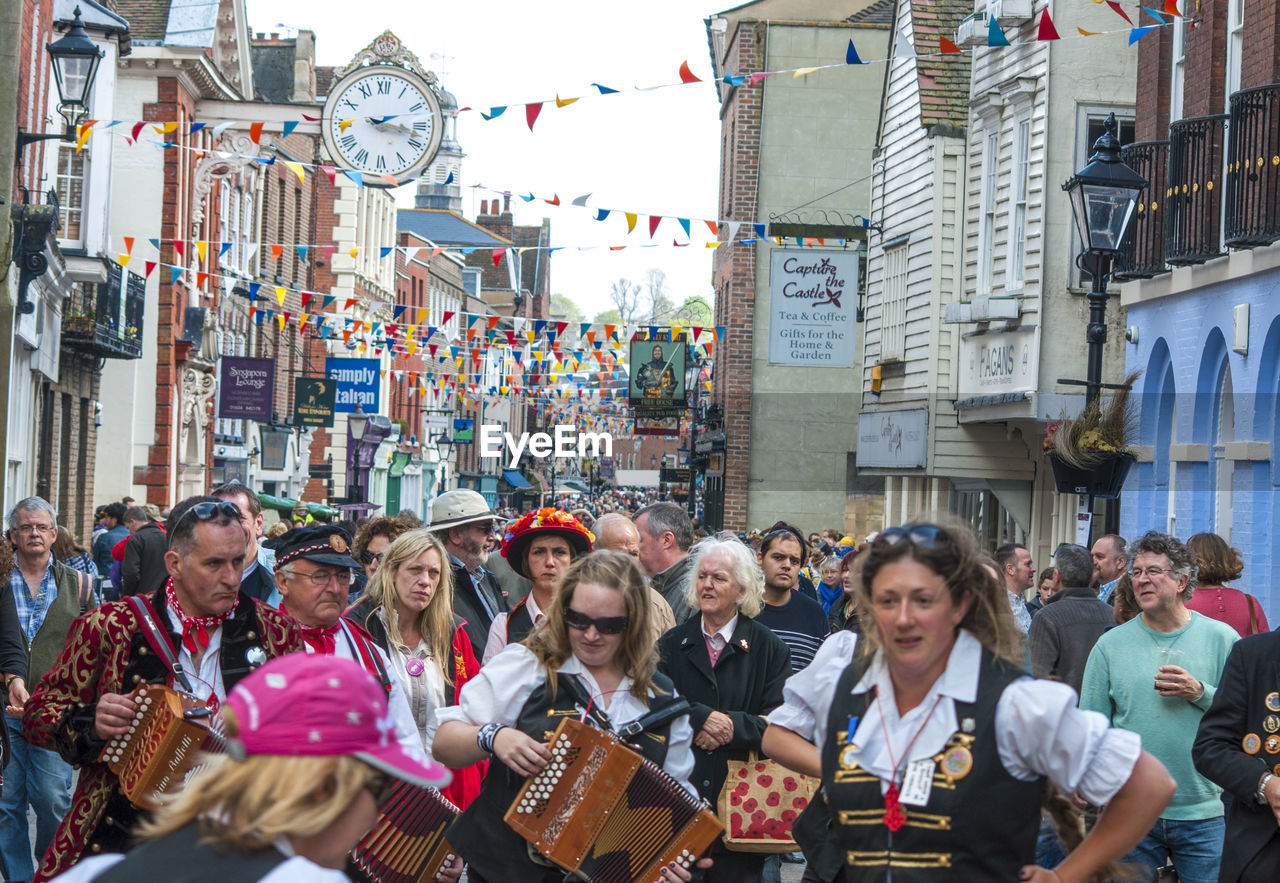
[98, 683, 221, 809]
[505, 717, 723, 883]
[348, 780, 459, 883]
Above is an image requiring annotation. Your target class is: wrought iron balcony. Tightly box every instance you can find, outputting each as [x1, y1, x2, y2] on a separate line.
[1225, 83, 1280, 248]
[1165, 113, 1227, 265]
[60, 262, 143, 359]
[1116, 140, 1169, 278]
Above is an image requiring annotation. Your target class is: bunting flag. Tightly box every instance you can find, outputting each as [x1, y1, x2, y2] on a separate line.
[249, 121, 264, 144]
[1163, 0, 1182, 15]
[1037, 9, 1061, 41]
[525, 102, 543, 131]
[678, 60, 701, 83]
[988, 16, 1011, 46]
[1105, 0, 1135, 24]
[845, 40, 865, 65]
[1128, 25, 1157, 43]
[939, 36, 962, 54]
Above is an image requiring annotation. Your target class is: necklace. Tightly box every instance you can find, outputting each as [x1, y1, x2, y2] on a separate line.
[874, 691, 945, 831]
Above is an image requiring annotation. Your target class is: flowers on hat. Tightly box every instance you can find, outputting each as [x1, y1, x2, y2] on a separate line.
[503, 507, 595, 548]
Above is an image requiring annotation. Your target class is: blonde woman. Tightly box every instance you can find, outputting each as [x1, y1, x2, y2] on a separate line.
[345, 529, 482, 809]
[49, 654, 451, 882]
[433, 551, 706, 883]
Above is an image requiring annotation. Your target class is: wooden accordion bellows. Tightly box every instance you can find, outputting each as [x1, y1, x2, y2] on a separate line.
[97, 683, 219, 810]
[505, 717, 723, 883]
[348, 781, 459, 883]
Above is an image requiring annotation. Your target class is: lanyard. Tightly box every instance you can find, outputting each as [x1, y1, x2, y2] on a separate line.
[874, 691, 944, 832]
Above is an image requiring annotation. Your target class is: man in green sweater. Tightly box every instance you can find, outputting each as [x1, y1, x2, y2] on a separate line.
[1080, 530, 1238, 883]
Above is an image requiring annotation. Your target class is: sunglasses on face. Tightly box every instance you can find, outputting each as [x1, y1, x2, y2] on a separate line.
[173, 500, 242, 531]
[359, 551, 385, 566]
[564, 607, 629, 636]
[871, 524, 952, 551]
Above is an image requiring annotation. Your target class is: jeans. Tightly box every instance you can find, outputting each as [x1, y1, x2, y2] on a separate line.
[0, 715, 73, 882]
[1123, 816, 1225, 883]
[1035, 810, 1068, 869]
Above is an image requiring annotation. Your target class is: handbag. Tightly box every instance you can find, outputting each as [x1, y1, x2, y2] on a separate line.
[717, 752, 814, 853]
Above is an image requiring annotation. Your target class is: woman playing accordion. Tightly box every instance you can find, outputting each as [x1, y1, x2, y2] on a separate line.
[433, 550, 711, 882]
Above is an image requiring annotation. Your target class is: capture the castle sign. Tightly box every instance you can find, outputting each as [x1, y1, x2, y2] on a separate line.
[768, 250, 859, 367]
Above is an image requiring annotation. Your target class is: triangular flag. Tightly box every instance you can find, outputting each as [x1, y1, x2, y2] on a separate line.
[895, 31, 915, 59]
[648, 215, 661, 237]
[123, 236, 134, 255]
[1106, 0, 1135, 24]
[480, 106, 507, 120]
[525, 102, 543, 131]
[173, 240, 185, 261]
[592, 83, 619, 94]
[940, 36, 963, 53]
[1164, 0, 1182, 16]
[988, 17, 1010, 46]
[342, 169, 363, 188]
[595, 208, 611, 222]
[678, 60, 700, 83]
[196, 272, 209, 289]
[1037, 9, 1061, 40]
[296, 245, 309, 264]
[283, 160, 305, 183]
[275, 287, 287, 305]
[282, 120, 298, 138]
[1141, 7, 1168, 23]
[846, 39, 865, 65]
[492, 248, 504, 267]
[625, 213, 638, 233]
[196, 241, 207, 261]
[249, 121, 264, 144]
[168, 265, 183, 284]
[792, 67, 821, 78]
[554, 94, 579, 108]
[572, 193, 591, 206]
[1128, 26, 1157, 43]
[1077, 27, 1102, 35]
[144, 261, 157, 279]
[271, 244, 284, 261]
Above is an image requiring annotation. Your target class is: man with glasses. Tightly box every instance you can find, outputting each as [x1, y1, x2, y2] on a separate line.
[22, 495, 306, 882]
[1080, 531, 1238, 883]
[428, 490, 508, 659]
[272, 525, 426, 761]
[0, 497, 97, 882]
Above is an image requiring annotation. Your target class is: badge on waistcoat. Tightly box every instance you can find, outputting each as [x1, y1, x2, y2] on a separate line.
[940, 746, 973, 781]
[1265, 715, 1280, 734]
[1266, 692, 1280, 712]
[246, 646, 267, 667]
[840, 744, 860, 770]
[1243, 733, 1262, 755]
[1266, 735, 1280, 755]
[961, 717, 975, 734]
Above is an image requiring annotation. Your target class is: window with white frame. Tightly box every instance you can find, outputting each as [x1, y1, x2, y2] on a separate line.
[54, 144, 87, 245]
[1226, 0, 1244, 105]
[978, 130, 998, 293]
[880, 245, 908, 362]
[1008, 118, 1030, 289]
[1170, 15, 1185, 123]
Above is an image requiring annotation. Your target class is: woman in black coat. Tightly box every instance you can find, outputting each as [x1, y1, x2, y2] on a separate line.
[658, 537, 791, 883]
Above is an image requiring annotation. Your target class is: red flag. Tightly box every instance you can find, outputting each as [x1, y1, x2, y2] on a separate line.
[492, 248, 504, 267]
[678, 61, 700, 83]
[525, 102, 542, 131]
[544, 193, 560, 205]
[344, 298, 358, 310]
[1037, 9, 1061, 40]
[172, 239, 185, 260]
[129, 121, 145, 144]
[648, 215, 661, 237]
[1104, 1, 1134, 24]
[249, 121, 264, 144]
[301, 292, 314, 310]
[144, 261, 157, 279]
[939, 36, 963, 53]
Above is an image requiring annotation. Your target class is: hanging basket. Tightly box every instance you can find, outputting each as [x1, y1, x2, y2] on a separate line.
[1047, 452, 1135, 499]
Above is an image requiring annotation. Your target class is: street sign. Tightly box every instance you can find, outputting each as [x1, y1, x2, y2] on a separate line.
[293, 377, 336, 427]
[218, 357, 275, 422]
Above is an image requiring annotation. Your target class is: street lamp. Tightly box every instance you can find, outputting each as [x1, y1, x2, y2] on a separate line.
[17, 7, 105, 160]
[1062, 113, 1146, 406]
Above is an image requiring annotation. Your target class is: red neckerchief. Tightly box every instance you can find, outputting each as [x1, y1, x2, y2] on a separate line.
[298, 622, 341, 655]
[165, 579, 236, 655]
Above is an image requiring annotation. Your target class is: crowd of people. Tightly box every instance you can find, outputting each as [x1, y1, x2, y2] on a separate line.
[0, 484, 1274, 883]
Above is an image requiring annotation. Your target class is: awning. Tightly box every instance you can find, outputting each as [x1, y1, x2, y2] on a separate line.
[559, 479, 590, 493]
[502, 469, 532, 489]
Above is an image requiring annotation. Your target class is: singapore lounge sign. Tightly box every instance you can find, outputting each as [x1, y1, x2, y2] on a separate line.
[767, 250, 858, 367]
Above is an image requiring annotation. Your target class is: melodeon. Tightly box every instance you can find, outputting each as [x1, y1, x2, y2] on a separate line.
[97, 683, 222, 809]
[348, 781, 459, 883]
[505, 717, 723, 883]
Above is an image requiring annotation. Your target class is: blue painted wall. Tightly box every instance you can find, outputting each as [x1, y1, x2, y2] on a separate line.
[1121, 264, 1280, 622]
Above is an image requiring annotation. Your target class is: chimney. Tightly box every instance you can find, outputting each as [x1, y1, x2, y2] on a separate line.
[503, 194, 510, 213]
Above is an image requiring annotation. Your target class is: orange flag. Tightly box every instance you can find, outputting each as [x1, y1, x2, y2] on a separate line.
[940, 36, 963, 53]
[679, 61, 700, 83]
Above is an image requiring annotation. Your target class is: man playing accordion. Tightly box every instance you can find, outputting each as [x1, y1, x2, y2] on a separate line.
[23, 495, 306, 881]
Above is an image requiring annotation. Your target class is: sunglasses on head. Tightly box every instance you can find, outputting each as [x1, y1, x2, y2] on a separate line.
[173, 500, 242, 531]
[564, 608, 629, 635]
[871, 524, 952, 551]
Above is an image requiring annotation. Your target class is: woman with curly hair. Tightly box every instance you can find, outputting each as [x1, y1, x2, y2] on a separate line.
[762, 521, 1176, 882]
[433, 550, 706, 882]
[481, 508, 593, 663]
[1185, 531, 1269, 637]
[345, 530, 483, 809]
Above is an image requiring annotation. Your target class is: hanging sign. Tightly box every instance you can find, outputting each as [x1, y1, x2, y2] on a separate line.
[293, 377, 336, 427]
[767, 250, 859, 367]
[628, 340, 687, 406]
[218, 357, 275, 421]
[325, 357, 380, 414]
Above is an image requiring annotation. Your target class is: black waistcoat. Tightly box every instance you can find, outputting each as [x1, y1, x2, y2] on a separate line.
[447, 670, 677, 881]
[93, 822, 287, 882]
[506, 597, 536, 646]
[821, 649, 1043, 881]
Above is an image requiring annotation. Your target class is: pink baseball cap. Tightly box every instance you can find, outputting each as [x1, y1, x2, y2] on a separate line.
[226, 653, 451, 789]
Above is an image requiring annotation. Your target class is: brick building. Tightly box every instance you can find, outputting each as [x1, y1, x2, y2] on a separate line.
[1118, 0, 1280, 617]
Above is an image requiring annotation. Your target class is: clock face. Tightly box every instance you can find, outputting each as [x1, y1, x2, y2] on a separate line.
[321, 65, 443, 185]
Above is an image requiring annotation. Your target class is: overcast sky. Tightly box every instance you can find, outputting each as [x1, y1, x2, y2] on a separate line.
[249, 0, 729, 319]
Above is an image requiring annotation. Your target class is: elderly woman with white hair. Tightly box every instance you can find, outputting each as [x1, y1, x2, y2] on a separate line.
[657, 538, 792, 883]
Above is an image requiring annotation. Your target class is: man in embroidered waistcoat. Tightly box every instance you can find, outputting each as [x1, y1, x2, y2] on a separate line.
[22, 495, 305, 882]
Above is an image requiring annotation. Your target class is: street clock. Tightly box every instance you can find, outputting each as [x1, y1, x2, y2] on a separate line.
[320, 32, 443, 187]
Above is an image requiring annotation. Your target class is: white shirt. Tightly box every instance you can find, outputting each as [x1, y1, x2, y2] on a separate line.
[163, 602, 225, 706]
[482, 594, 545, 665]
[437, 643, 697, 795]
[1008, 590, 1032, 633]
[377, 609, 448, 759]
[700, 614, 738, 655]
[301, 620, 429, 764]
[766, 629, 1141, 805]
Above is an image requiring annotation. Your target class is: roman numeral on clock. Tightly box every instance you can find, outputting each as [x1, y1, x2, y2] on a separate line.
[375, 155, 387, 171]
[353, 148, 369, 165]
[340, 134, 357, 150]
[376, 79, 391, 95]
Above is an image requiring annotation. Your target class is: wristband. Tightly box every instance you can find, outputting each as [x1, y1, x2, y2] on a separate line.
[1258, 772, 1274, 806]
[477, 722, 506, 754]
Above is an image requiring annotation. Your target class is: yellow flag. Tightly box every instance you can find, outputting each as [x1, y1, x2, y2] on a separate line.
[152, 122, 178, 134]
[276, 315, 286, 330]
[350, 247, 359, 259]
[793, 67, 821, 78]
[340, 118, 357, 132]
[625, 213, 637, 233]
[275, 287, 286, 305]
[555, 94, 579, 108]
[283, 161, 305, 183]
[196, 241, 207, 261]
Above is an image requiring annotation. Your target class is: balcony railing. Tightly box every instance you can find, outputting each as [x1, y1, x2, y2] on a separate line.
[1165, 113, 1227, 265]
[1225, 83, 1280, 248]
[1117, 140, 1169, 278]
[61, 262, 144, 359]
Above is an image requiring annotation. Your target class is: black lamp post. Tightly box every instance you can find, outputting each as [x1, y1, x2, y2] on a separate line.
[17, 7, 105, 160]
[345, 404, 370, 503]
[1062, 113, 1146, 407]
